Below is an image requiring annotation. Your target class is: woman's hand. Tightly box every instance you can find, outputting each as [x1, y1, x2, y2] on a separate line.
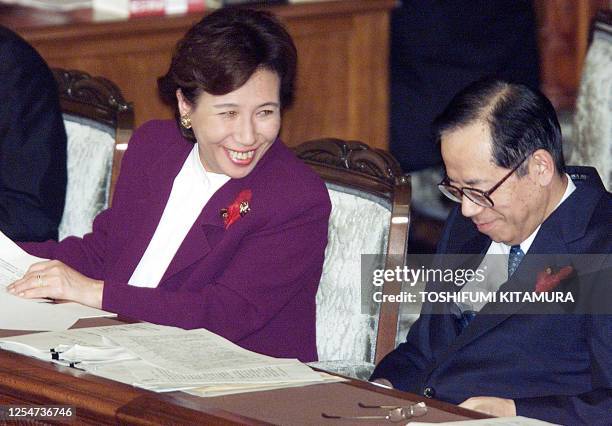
[7, 260, 103, 308]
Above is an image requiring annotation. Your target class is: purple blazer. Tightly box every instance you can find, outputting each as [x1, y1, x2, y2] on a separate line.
[21, 120, 331, 362]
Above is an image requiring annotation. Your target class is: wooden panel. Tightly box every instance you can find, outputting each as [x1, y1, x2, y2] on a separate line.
[348, 11, 389, 146]
[282, 17, 352, 145]
[535, 0, 610, 109]
[2, 0, 394, 150]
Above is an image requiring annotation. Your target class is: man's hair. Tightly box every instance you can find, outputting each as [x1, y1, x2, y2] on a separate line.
[433, 78, 565, 176]
[158, 8, 297, 140]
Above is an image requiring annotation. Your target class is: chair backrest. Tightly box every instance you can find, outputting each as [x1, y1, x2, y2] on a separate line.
[52, 68, 134, 240]
[294, 138, 411, 373]
[570, 10, 612, 191]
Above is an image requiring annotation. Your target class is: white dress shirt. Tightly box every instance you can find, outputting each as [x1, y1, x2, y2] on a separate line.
[128, 144, 230, 288]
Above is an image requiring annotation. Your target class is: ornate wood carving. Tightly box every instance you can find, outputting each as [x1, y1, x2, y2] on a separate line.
[294, 138, 405, 189]
[52, 67, 134, 203]
[52, 68, 133, 130]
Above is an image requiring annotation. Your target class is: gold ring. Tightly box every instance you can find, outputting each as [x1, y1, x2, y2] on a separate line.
[36, 274, 44, 288]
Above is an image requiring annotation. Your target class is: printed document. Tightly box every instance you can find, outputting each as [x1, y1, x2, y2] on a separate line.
[0, 230, 46, 288]
[0, 323, 340, 395]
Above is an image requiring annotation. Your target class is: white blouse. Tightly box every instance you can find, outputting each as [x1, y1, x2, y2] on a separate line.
[128, 144, 230, 287]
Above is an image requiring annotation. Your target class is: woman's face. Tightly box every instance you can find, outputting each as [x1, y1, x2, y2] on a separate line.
[177, 69, 281, 179]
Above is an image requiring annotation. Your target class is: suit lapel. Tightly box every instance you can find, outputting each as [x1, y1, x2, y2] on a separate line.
[111, 135, 279, 285]
[158, 178, 249, 284]
[427, 226, 490, 355]
[156, 142, 284, 284]
[438, 218, 570, 359]
[111, 140, 192, 282]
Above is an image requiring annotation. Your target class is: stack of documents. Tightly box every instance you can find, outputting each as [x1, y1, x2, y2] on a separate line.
[0, 323, 343, 396]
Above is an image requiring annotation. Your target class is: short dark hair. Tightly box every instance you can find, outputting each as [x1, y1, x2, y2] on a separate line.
[158, 8, 297, 140]
[433, 78, 565, 176]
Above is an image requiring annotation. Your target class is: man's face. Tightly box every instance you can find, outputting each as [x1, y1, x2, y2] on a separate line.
[440, 121, 548, 245]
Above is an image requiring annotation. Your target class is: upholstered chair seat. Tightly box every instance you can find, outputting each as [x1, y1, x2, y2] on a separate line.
[294, 139, 411, 380]
[309, 186, 390, 379]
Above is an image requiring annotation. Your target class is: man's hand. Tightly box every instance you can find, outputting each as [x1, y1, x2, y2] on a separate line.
[459, 397, 516, 417]
[7, 260, 103, 308]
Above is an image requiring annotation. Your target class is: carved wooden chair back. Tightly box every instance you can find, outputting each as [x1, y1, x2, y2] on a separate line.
[294, 138, 411, 380]
[52, 68, 134, 239]
[570, 10, 612, 190]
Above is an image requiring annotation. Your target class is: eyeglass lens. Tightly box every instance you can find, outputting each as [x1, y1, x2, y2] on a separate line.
[438, 184, 493, 207]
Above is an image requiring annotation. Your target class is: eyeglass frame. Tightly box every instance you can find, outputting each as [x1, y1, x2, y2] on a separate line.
[438, 154, 532, 208]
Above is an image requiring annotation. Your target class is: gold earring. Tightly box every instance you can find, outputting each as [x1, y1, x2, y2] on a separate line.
[180, 115, 192, 129]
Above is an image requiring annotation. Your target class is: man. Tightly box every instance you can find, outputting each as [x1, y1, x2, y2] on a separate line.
[371, 79, 611, 424]
[0, 26, 67, 241]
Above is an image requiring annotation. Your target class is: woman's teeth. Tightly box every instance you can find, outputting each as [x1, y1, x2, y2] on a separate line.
[228, 149, 254, 161]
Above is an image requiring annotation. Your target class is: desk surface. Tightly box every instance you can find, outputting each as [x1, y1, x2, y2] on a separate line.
[0, 318, 489, 425]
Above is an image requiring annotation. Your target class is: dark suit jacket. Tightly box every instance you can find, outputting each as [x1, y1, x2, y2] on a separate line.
[0, 26, 67, 241]
[21, 120, 331, 362]
[371, 167, 612, 425]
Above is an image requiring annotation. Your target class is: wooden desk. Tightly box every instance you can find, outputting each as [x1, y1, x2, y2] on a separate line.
[0, 319, 489, 425]
[1, 0, 395, 150]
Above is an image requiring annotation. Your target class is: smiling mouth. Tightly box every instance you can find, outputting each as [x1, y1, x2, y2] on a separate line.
[226, 148, 256, 164]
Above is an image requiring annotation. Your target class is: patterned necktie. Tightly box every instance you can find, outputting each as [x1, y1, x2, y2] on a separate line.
[508, 245, 525, 277]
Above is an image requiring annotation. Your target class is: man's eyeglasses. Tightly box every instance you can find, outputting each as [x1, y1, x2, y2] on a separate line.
[438, 155, 531, 208]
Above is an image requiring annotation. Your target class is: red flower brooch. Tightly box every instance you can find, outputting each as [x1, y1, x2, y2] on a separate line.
[220, 189, 252, 229]
[535, 265, 574, 293]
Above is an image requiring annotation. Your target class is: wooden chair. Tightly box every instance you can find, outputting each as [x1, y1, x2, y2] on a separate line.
[569, 9, 612, 190]
[294, 138, 411, 380]
[52, 68, 134, 240]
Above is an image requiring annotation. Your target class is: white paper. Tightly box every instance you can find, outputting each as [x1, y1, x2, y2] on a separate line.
[108, 328, 287, 373]
[0, 291, 79, 331]
[0, 323, 328, 394]
[184, 372, 346, 397]
[55, 302, 116, 319]
[0, 231, 47, 288]
[0, 230, 115, 330]
[0, 327, 105, 352]
[83, 358, 335, 392]
[0, 323, 178, 349]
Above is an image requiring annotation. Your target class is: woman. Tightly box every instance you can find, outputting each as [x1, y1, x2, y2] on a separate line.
[8, 8, 331, 362]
